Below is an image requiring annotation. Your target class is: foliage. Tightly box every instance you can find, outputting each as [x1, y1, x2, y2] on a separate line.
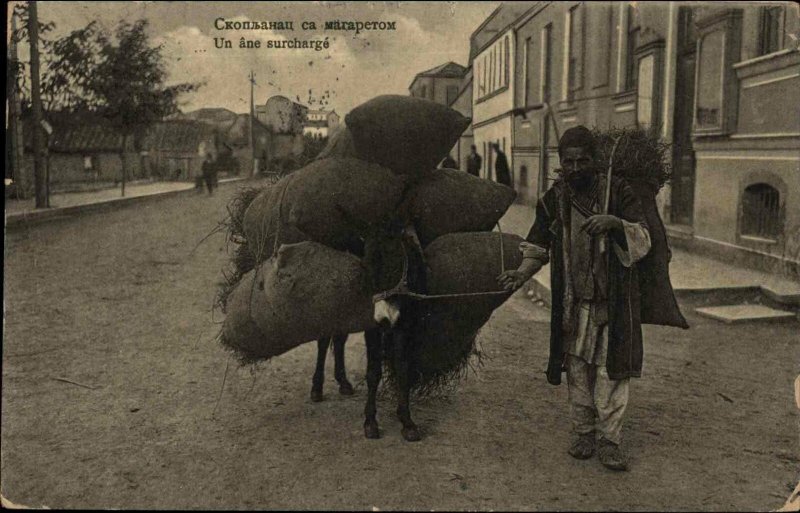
[11, 5, 202, 137]
[590, 126, 673, 191]
[89, 19, 202, 138]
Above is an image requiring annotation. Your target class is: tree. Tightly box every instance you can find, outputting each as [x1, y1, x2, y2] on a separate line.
[87, 19, 202, 196]
[11, 7, 202, 196]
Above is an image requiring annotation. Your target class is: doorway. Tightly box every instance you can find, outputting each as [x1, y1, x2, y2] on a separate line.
[670, 6, 697, 226]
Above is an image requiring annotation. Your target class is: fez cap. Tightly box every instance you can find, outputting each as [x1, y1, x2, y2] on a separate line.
[558, 125, 595, 156]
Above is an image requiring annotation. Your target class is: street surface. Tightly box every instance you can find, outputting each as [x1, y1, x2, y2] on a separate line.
[3, 180, 799, 510]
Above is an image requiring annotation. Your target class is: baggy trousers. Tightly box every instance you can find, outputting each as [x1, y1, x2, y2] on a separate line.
[566, 355, 630, 445]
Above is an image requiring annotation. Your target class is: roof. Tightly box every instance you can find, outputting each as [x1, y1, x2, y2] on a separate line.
[415, 61, 467, 79]
[303, 120, 329, 128]
[22, 112, 125, 153]
[469, 2, 538, 62]
[143, 120, 214, 154]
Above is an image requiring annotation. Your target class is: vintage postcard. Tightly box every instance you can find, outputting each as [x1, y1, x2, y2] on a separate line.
[4, 1, 800, 510]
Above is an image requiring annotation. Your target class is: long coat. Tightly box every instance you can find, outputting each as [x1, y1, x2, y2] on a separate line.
[526, 177, 648, 384]
[494, 151, 512, 187]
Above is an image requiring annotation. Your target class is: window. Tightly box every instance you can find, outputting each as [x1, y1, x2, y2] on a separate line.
[695, 30, 725, 129]
[83, 155, 94, 171]
[741, 183, 781, 239]
[636, 54, 656, 128]
[567, 4, 584, 99]
[478, 37, 511, 100]
[420, 85, 427, 100]
[625, 4, 639, 91]
[446, 85, 459, 106]
[541, 24, 553, 103]
[523, 36, 531, 106]
[503, 36, 510, 86]
[759, 6, 783, 56]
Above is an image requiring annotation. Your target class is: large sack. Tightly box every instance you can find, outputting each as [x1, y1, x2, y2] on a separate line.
[406, 232, 525, 393]
[424, 231, 524, 309]
[345, 95, 471, 176]
[243, 158, 405, 258]
[221, 242, 377, 362]
[629, 181, 689, 329]
[406, 168, 517, 247]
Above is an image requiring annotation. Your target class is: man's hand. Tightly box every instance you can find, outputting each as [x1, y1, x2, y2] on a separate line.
[497, 259, 543, 292]
[581, 214, 623, 236]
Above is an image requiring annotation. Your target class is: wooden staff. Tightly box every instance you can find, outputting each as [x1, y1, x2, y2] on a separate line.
[600, 136, 622, 254]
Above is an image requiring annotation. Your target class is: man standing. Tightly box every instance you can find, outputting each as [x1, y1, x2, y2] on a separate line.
[201, 152, 217, 196]
[497, 126, 651, 471]
[492, 143, 512, 187]
[466, 145, 482, 177]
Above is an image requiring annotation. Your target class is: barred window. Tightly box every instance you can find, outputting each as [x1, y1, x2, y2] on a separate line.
[741, 183, 781, 239]
[759, 6, 784, 56]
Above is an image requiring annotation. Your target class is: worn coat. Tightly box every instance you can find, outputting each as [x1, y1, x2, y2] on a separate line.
[526, 177, 648, 384]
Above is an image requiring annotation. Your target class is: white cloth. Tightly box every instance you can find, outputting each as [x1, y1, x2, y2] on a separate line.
[567, 350, 630, 445]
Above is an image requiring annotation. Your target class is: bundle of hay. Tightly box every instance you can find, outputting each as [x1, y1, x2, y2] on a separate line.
[591, 126, 672, 192]
[591, 126, 687, 329]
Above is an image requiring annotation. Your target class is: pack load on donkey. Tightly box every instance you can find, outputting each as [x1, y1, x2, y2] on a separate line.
[217, 94, 520, 396]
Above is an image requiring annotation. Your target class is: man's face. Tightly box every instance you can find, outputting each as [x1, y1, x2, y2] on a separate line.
[559, 146, 595, 187]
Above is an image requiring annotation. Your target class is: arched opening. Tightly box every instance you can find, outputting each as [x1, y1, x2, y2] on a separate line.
[741, 183, 781, 239]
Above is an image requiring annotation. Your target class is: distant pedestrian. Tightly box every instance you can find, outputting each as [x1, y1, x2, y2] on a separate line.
[440, 153, 458, 169]
[492, 143, 512, 188]
[202, 153, 217, 195]
[466, 145, 482, 177]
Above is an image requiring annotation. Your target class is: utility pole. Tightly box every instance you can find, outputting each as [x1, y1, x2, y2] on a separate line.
[7, 12, 22, 195]
[249, 70, 256, 177]
[28, 0, 47, 208]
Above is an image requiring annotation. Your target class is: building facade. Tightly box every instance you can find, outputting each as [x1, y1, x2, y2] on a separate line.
[302, 109, 340, 139]
[409, 61, 467, 106]
[471, 4, 534, 182]
[505, 1, 799, 272]
[448, 67, 474, 171]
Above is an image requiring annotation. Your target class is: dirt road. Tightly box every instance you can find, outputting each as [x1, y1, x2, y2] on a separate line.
[3, 181, 798, 510]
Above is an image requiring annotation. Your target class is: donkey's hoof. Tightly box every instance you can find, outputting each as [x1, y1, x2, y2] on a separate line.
[338, 380, 355, 396]
[310, 388, 324, 403]
[364, 422, 381, 439]
[401, 426, 422, 442]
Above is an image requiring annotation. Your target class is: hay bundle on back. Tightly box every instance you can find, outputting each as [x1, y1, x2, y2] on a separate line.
[220, 241, 378, 363]
[591, 126, 687, 329]
[591, 126, 671, 191]
[345, 95, 471, 177]
[406, 168, 517, 247]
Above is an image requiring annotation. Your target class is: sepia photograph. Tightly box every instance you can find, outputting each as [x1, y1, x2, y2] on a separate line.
[3, 1, 800, 510]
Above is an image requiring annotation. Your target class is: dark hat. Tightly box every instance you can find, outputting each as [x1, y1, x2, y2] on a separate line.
[558, 125, 595, 156]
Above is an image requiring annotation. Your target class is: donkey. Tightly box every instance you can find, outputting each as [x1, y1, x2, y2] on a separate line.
[362, 221, 427, 442]
[310, 334, 354, 402]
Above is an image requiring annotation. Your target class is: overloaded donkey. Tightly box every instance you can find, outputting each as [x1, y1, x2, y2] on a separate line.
[362, 220, 428, 442]
[308, 212, 428, 442]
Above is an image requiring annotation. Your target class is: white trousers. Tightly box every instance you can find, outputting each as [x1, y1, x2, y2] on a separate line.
[566, 354, 630, 445]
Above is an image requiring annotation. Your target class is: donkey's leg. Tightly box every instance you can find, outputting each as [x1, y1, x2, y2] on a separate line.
[333, 333, 354, 395]
[363, 328, 382, 439]
[392, 329, 421, 442]
[310, 337, 330, 403]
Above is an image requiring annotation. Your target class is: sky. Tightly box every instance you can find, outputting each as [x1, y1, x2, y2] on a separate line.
[19, 1, 499, 116]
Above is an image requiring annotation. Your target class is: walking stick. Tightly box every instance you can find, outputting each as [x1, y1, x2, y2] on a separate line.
[600, 136, 622, 254]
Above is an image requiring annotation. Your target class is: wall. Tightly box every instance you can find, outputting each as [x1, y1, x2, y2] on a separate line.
[473, 26, 515, 181]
